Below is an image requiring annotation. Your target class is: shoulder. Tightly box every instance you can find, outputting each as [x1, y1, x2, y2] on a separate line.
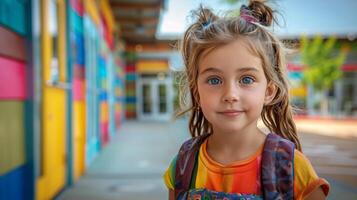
[293, 150, 319, 181]
[163, 155, 178, 190]
[178, 134, 208, 153]
[293, 150, 330, 199]
[163, 135, 208, 190]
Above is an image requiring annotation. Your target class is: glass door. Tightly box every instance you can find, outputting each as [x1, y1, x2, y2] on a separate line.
[137, 77, 173, 121]
[158, 84, 167, 114]
[142, 83, 152, 114]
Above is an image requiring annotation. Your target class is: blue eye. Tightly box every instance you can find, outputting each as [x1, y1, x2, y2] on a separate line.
[207, 77, 222, 85]
[240, 76, 254, 85]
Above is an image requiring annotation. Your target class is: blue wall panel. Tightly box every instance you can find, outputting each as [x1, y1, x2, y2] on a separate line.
[72, 32, 85, 66]
[99, 92, 107, 101]
[0, 165, 30, 200]
[126, 97, 136, 104]
[125, 74, 136, 82]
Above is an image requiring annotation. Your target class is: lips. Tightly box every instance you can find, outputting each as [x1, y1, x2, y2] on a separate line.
[217, 110, 243, 117]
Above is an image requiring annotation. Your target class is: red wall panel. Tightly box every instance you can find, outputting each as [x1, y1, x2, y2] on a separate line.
[0, 26, 26, 61]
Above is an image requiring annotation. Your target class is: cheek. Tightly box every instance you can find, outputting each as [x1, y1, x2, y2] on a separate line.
[199, 98, 215, 121]
[197, 82, 209, 99]
[255, 88, 268, 101]
[198, 92, 210, 108]
[241, 88, 266, 108]
[198, 85, 218, 102]
[198, 88, 217, 110]
[252, 89, 267, 109]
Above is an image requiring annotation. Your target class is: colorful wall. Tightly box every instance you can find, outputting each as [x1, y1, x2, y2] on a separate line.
[0, 0, 33, 199]
[0, 0, 125, 199]
[125, 52, 137, 119]
[69, 0, 124, 178]
[69, 0, 86, 181]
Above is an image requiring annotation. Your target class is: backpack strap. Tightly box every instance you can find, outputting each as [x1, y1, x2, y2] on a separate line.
[261, 133, 295, 200]
[174, 134, 210, 199]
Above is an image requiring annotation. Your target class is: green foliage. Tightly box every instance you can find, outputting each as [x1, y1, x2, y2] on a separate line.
[222, 0, 241, 5]
[300, 35, 347, 91]
[221, 0, 244, 17]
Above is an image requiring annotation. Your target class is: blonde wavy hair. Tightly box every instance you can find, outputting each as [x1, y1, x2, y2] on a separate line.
[177, 0, 301, 151]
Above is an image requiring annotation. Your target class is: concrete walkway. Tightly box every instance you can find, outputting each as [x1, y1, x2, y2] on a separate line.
[58, 119, 190, 200]
[58, 118, 357, 200]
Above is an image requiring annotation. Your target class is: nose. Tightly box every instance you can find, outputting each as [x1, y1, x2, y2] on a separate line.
[222, 83, 239, 103]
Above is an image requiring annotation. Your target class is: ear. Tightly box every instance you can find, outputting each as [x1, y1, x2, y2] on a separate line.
[264, 81, 277, 105]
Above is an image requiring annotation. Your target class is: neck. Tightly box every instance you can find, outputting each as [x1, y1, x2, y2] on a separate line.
[206, 122, 266, 164]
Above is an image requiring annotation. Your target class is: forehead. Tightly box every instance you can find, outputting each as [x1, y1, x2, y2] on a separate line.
[198, 38, 263, 73]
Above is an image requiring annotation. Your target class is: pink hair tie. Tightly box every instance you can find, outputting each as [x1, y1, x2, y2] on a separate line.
[240, 5, 258, 24]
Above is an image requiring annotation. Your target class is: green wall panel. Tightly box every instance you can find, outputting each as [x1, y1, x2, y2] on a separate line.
[0, 101, 25, 175]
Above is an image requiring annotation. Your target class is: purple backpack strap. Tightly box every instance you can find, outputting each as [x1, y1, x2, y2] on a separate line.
[261, 133, 295, 200]
[174, 134, 210, 200]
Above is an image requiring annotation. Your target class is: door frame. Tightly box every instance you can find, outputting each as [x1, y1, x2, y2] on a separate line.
[37, 0, 68, 199]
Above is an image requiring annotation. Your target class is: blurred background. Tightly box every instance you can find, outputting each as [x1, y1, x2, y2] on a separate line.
[0, 0, 356, 199]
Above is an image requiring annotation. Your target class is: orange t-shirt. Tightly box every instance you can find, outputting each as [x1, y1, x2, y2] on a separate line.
[164, 139, 329, 199]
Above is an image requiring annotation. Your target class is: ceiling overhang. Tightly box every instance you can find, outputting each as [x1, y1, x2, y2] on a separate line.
[110, 0, 165, 44]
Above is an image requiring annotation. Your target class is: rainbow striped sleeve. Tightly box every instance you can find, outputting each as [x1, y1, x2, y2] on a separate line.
[163, 155, 177, 189]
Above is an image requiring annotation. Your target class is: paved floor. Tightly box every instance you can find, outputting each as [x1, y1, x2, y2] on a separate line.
[58, 119, 357, 200]
[58, 119, 190, 200]
[299, 133, 357, 199]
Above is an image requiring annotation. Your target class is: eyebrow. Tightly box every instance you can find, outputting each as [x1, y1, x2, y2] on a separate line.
[199, 67, 259, 75]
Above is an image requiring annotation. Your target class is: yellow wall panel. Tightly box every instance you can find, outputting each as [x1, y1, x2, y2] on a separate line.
[115, 104, 121, 112]
[39, 88, 66, 200]
[42, 0, 51, 83]
[136, 60, 168, 73]
[126, 104, 136, 111]
[100, 0, 115, 32]
[291, 87, 307, 97]
[58, 0, 67, 81]
[100, 102, 109, 122]
[73, 101, 86, 180]
[84, 0, 100, 26]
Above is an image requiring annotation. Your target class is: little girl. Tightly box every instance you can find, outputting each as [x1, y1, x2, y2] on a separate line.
[164, 1, 329, 200]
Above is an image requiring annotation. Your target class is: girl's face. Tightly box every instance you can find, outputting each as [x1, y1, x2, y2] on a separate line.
[197, 39, 276, 135]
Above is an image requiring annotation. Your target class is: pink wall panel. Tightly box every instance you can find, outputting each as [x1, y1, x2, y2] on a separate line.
[73, 78, 84, 101]
[115, 112, 121, 128]
[100, 121, 109, 145]
[70, 0, 84, 16]
[0, 56, 26, 100]
[73, 64, 85, 79]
